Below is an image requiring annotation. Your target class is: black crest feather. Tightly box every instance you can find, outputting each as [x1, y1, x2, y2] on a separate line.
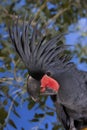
[9, 18, 70, 79]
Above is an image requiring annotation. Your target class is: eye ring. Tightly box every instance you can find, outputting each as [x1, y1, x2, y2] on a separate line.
[46, 71, 51, 76]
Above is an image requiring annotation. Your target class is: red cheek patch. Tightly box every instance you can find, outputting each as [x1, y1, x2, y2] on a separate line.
[40, 74, 60, 92]
[40, 86, 46, 92]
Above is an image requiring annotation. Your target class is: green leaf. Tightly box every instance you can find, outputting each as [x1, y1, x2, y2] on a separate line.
[9, 119, 17, 129]
[34, 113, 44, 118]
[9, 96, 19, 107]
[45, 123, 48, 129]
[0, 107, 7, 124]
[3, 99, 8, 105]
[1, 86, 9, 94]
[30, 118, 39, 122]
[46, 112, 54, 116]
[0, 68, 5, 72]
[52, 124, 62, 130]
[13, 110, 21, 118]
[28, 100, 36, 110]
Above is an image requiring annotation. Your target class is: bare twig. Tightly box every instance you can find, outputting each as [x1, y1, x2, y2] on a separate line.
[0, 77, 13, 83]
[11, 89, 22, 96]
[34, 0, 48, 20]
[44, 7, 70, 28]
[2, 8, 18, 19]
[0, 95, 18, 129]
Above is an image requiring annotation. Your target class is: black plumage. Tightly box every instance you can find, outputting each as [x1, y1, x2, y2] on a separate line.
[9, 18, 87, 130]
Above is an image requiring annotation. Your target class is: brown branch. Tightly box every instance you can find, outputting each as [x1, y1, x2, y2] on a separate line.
[0, 95, 18, 129]
[44, 7, 70, 28]
[5, 95, 18, 123]
[0, 77, 13, 83]
[34, 0, 48, 20]
[2, 8, 18, 19]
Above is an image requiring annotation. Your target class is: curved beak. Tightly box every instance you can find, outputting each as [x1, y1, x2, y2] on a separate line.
[31, 96, 40, 102]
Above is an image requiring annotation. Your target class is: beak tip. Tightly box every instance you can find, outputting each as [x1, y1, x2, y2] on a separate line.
[31, 96, 40, 102]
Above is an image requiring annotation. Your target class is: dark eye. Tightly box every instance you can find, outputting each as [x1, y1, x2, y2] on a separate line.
[46, 71, 51, 76]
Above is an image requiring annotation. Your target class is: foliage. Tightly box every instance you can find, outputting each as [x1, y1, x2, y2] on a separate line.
[0, 0, 87, 130]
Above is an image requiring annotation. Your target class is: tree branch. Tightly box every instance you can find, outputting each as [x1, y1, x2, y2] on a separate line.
[34, 0, 48, 20]
[44, 7, 70, 28]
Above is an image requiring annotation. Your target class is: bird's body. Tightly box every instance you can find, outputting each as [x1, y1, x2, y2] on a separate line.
[9, 18, 87, 130]
[53, 65, 87, 129]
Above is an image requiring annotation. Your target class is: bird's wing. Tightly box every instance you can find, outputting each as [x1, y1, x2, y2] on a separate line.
[55, 102, 70, 129]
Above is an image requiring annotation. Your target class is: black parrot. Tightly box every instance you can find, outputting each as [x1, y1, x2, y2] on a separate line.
[9, 18, 87, 130]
